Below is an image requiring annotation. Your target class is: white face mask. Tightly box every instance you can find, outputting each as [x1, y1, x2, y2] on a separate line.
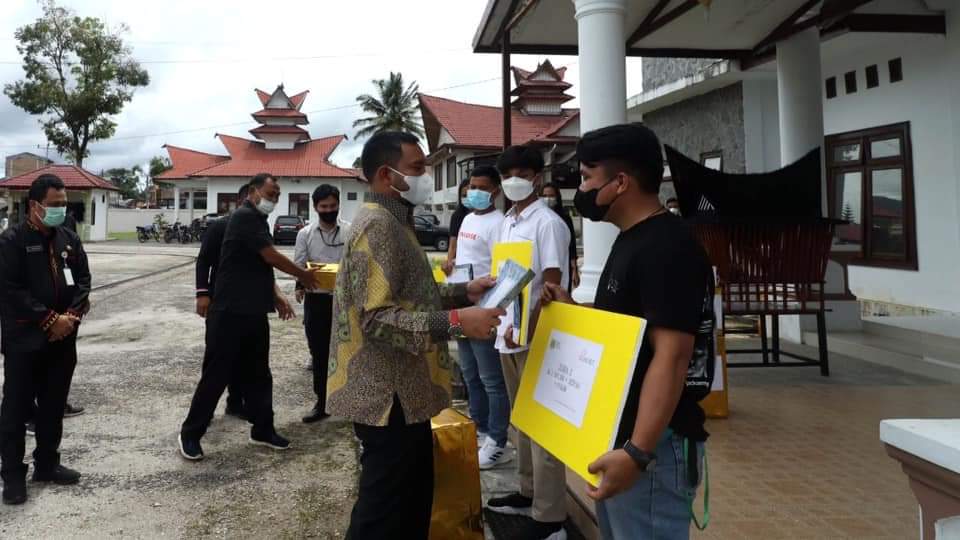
[388, 167, 434, 206]
[502, 176, 535, 202]
[255, 198, 275, 215]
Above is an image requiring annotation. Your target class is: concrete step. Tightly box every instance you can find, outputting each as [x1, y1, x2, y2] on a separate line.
[803, 330, 960, 384]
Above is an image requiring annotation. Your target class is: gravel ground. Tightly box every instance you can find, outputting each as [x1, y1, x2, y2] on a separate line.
[0, 254, 358, 539]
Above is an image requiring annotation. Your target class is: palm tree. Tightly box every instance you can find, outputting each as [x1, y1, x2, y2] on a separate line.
[353, 72, 424, 139]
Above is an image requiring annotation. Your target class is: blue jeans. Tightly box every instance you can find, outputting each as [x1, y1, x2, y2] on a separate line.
[456, 338, 509, 446]
[596, 432, 704, 540]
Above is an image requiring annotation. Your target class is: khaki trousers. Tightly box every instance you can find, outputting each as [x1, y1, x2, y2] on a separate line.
[501, 350, 568, 523]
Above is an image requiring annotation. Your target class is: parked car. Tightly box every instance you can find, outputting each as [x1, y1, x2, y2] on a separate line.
[414, 215, 450, 251]
[415, 212, 441, 226]
[273, 215, 305, 245]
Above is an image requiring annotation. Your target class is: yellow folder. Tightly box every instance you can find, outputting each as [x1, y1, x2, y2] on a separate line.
[491, 241, 534, 346]
[511, 301, 647, 485]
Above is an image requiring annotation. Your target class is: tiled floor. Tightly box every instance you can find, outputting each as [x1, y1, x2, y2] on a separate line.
[474, 341, 960, 539]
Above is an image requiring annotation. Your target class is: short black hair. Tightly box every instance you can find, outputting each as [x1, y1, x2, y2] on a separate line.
[29, 173, 66, 203]
[496, 145, 544, 174]
[313, 184, 340, 205]
[576, 123, 664, 194]
[249, 172, 276, 189]
[470, 165, 502, 186]
[361, 131, 421, 181]
[237, 183, 250, 200]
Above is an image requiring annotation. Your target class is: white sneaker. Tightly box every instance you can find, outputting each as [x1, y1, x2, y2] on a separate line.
[477, 431, 488, 444]
[479, 436, 512, 470]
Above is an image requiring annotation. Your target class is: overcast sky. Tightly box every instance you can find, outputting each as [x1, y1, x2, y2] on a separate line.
[0, 0, 643, 177]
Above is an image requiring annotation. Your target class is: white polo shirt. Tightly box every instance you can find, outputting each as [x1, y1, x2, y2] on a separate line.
[495, 198, 570, 354]
[454, 209, 505, 280]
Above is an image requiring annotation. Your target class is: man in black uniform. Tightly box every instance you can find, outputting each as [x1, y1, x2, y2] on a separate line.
[178, 173, 321, 460]
[194, 183, 250, 418]
[0, 174, 91, 505]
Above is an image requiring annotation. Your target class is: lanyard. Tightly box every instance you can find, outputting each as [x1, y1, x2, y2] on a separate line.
[317, 226, 343, 248]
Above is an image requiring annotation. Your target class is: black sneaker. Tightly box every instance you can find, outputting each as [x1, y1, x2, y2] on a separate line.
[250, 432, 290, 451]
[32, 464, 81, 485]
[522, 520, 567, 540]
[63, 403, 85, 418]
[486, 492, 533, 516]
[178, 434, 204, 461]
[2, 482, 27, 505]
[301, 404, 330, 424]
[25, 422, 35, 436]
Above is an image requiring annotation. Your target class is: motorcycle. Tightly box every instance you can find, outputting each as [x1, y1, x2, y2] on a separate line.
[163, 222, 181, 244]
[136, 224, 161, 243]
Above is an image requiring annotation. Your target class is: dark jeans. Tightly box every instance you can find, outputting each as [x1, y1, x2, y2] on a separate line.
[303, 293, 333, 410]
[181, 311, 274, 440]
[347, 396, 434, 540]
[1, 338, 78, 483]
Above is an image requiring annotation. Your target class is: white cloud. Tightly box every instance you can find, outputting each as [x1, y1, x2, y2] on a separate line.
[1, 0, 642, 176]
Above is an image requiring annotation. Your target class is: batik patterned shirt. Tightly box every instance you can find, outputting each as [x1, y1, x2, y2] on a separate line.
[327, 192, 469, 426]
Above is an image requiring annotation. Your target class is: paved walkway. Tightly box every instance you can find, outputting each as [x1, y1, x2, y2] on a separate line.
[474, 340, 959, 539]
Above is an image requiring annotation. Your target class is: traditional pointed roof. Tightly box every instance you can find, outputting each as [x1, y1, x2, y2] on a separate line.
[0, 164, 119, 191]
[418, 94, 578, 152]
[510, 59, 574, 111]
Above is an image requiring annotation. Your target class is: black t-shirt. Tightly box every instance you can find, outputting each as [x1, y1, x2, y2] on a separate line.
[593, 212, 713, 444]
[449, 205, 469, 237]
[211, 202, 275, 314]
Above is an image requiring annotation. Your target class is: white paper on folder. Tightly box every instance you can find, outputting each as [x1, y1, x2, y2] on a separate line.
[533, 330, 603, 429]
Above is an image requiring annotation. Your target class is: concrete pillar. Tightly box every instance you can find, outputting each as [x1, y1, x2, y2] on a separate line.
[776, 28, 861, 342]
[187, 190, 195, 221]
[173, 185, 180, 224]
[571, 0, 628, 303]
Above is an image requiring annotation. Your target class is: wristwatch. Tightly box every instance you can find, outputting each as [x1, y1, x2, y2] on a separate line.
[448, 310, 465, 339]
[622, 440, 657, 471]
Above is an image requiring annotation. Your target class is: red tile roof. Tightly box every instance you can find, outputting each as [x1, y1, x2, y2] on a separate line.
[255, 89, 272, 107]
[190, 134, 356, 178]
[288, 90, 309, 110]
[418, 94, 578, 150]
[248, 125, 311, 141]
[0, 164, 119, 191]
[156, 146, 230, 180]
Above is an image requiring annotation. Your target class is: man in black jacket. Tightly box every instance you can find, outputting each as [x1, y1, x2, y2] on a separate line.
[0, 174, 92, 505]
[194, 183, 249, 418]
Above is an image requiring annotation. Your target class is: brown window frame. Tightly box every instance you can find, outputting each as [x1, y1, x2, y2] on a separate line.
[825, 121, 918, 270]
[446, 157, 457, 189]
[700, 150, 723, 172]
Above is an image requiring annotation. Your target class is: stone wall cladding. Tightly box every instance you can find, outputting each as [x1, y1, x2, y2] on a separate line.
[642, 58, 723, 90]
[642, 82, 746, 174]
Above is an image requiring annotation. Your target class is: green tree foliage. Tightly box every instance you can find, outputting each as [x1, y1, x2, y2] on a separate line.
[104, 165, 144, 201]
[3, 1, 149, 167]
[353, 72, 424, 140]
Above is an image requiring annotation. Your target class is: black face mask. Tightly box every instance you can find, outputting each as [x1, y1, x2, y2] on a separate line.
[318, 210, 339, 224]
[573, 179, 617, 222]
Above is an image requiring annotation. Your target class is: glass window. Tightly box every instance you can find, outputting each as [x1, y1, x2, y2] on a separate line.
[700, 151, 722, 171]
[832, 143, 861, 163]
[870, 137, 901, 159]
[446, 158, 457, 188]
[870, 168, 906, 258]
[347, 192, 358, 201]
[217, 193, 238, 214]
[434, 165, 443, 191]
[826, 122, 915, 268]
[288, 193, 310, 220]
[833, 171, 862, 248]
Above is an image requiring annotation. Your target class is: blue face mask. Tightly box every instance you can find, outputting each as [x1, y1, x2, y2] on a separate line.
[40, 206, 66, 228]
[465, 189, 492, 211]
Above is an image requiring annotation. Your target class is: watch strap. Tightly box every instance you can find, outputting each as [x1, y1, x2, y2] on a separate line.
[622, 440, 656, 471]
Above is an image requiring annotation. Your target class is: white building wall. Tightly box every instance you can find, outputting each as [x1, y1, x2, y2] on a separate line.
[822, 32, 960, 313]
[90, 189, 108, 241]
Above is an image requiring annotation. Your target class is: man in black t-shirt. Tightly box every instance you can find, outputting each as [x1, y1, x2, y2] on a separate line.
[178, 173, 321, 461]
[542, 124, 712, 539]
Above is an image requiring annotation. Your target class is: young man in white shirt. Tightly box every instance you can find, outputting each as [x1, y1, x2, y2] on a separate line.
[487, 146, 571, 540]
[452, 166, 511, 469]
[293, 185, 347, 424]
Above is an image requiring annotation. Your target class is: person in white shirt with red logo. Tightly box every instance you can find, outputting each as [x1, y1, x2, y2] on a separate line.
[487, 146, 571, 540]
[451, 166, 511, 470]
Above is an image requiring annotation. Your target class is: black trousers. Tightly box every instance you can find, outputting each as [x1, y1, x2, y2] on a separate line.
[303, 293, 333, 410]
[201, 341, 243, 412]
[1, 338, 78, 482]
[346, 397, 434, 540]
[181, 311, 274, 440]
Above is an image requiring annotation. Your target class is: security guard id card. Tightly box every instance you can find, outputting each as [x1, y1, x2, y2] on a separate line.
[63, 267, 75, 286]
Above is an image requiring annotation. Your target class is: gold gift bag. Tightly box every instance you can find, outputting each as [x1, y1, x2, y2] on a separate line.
[429, 409, 484, 540]
[306, 262, 339, 290]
